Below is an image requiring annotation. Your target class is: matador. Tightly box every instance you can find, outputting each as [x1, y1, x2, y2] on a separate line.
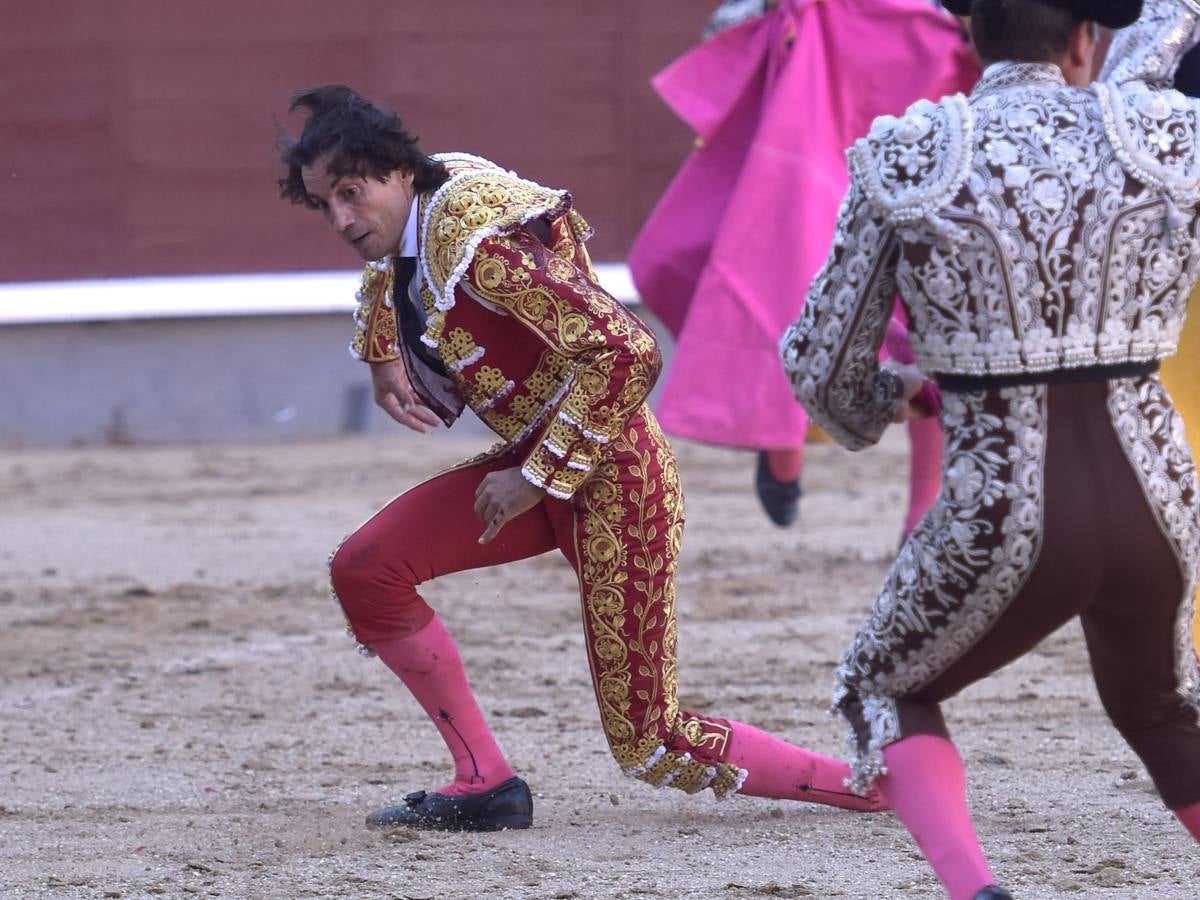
[782, 0, 1200, 896]
[278, 84, 883, 831]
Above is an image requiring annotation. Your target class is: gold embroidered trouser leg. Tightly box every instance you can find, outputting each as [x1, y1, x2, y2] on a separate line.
[559, 413, 745, 797]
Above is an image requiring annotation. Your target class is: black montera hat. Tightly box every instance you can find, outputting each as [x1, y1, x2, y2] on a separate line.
[940, 0, 1142, 29]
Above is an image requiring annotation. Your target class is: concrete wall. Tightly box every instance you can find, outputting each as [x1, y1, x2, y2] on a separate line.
[1, 1, 706, 282]
[0, 309, 674, 448]
[0, 316, 383, 447]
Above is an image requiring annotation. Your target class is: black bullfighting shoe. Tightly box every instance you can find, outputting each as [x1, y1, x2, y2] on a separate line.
[754, 451, 801, 528]
[973, 888, 1013, 900]
[365, 776, 533, 832]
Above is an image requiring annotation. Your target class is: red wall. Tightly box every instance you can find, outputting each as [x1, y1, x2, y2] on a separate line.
[0, 1, 708, 281]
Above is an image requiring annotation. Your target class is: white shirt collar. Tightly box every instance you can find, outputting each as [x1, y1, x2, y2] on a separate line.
[397, 196, 419, 258]
[980, 60, 1066, 82]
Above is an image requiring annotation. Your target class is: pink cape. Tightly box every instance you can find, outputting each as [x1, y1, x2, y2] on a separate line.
[630, 0, 978, 448]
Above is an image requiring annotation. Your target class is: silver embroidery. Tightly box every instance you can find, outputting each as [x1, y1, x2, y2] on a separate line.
[782, 0, 1200, 796]
[1099, 0, 1200, 87]
[833, 386, 1047, 793]
[1096, 80, 1200, 204]
[780, 183, 902, 450]
[785, 0, 1200, 407]
[1106, 376, 1200, 712]
[893, 63, 1200, 378]
[847, 94, 975, 239]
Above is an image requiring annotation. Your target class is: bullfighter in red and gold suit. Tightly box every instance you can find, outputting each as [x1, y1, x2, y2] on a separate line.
[278, 85, 883, 831]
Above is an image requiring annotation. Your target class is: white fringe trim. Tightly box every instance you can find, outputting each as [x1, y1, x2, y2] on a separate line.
[543, 439, 567, 458]
[580, 426, 611, 444]
[506, 378, 573, 448]
[477, 380, 515, 413]
[544, 484, 572, 500]
[687, 767, 718, 796]
[420, 333, 439, 349]
[519, 465, 546, 490]
[830, 686, 896, 797]
[449, 345, 486, 373]
[433, 151, 505, 171]
[621, 746, 741, 797]
[558, 409, 610, 444]
[348, 342, 364, 361]
[420, 153, 572, 319]
[421, 170, 485, 314]
[566, 459, 591, 472]
[623, 745, 667, 779]
[731, 767, 749, 795]
[653, 752, 692, 788]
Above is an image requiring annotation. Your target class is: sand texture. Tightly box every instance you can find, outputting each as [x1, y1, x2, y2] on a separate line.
[2, 430, 1197, 899]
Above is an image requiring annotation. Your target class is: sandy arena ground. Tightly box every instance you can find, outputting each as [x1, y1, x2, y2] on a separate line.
[2, 429, 1197, 899]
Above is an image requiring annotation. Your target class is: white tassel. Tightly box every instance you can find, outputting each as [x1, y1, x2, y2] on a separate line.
[1164, 195, 1191, 237]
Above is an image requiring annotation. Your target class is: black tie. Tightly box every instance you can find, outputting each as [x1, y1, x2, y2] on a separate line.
[394, 257, 448, 378]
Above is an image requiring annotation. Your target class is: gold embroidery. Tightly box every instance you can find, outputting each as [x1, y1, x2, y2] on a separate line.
[345, 156, 737, 794]
[422, 159, 572, 307]
[465, 238, 661, 459]
[408, 156, 661, 501]
[681, 716, 732, 755]
[544, 418, 576, 455]
[475, 257, 507, 291]
[350, 264, 400, 362]
[441, 327, 480, 368]
[574, 417, 743, 797]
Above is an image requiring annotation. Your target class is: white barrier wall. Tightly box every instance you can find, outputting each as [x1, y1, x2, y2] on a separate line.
[0, 266, 655, 447]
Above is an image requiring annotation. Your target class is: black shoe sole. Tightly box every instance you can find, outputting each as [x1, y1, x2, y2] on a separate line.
[367, 812, 533, 833]
[366, 777, 534, 833]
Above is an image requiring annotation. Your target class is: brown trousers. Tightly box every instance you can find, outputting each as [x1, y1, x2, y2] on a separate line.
[839, 377, 1200, 808]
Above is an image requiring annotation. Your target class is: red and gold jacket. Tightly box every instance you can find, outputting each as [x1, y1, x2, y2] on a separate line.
[350, 153, 662, 500]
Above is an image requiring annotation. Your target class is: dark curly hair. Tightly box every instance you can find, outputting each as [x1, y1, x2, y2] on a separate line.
[277, 84, 449, 208]
[967, 0, 1082, 63]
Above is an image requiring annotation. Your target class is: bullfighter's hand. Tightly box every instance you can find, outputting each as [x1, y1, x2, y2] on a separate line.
[474, 466, 545, 544]
[369, 358, 441, 432]
[883, 361, 930, 423]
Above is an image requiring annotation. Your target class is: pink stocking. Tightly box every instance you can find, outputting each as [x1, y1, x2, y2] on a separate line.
[765, 448, 803, 483]
[1175, 800, 1200, 841]
[728, 722, 886, 812]
[881, 735, 995, 900]
[904, 414, 943, 534]
[372, 615, 515, 796]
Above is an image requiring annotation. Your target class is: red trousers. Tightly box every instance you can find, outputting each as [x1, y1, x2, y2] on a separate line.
[330, 412, 747, 796]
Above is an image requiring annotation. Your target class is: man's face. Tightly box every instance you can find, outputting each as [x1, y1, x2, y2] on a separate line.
[300, 157, 415, 261]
